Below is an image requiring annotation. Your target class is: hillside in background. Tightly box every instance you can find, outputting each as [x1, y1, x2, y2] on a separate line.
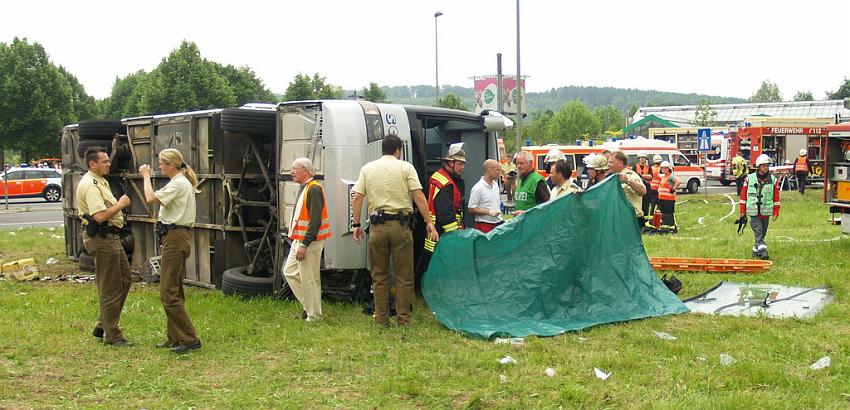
[373, 84, 748, 113]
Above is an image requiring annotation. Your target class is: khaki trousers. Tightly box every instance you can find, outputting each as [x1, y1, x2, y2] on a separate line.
[160, 229, 199, 345]
[83, 233, 131, 343]
[368, 221, 414, 325]
[283, 239, 325, 320]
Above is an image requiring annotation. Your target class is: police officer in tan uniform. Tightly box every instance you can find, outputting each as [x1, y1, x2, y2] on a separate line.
[76, 147, 133, 346]
[140, 148, 202, 353]
[351, 134, 438, 326]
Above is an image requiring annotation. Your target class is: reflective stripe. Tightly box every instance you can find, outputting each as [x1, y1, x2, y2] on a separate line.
[442, 221, 459, 232]
[658, 173, 676, 201]
[289, 180, 332, 241]
[794, 156, 809, 172]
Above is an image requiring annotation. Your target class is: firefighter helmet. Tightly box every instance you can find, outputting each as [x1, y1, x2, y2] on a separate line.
[799, 148, 807, 156]
[583, 154, 609, 171]
[755, 154, 773, 166]
[660, 161, 672, 169]
[653, 154, 663, 163]
[544, 148, 566, 163]
[638, 151, 648, 158]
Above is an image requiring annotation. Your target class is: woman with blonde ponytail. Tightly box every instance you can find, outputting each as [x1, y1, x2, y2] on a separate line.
[139, 148, 201, 353]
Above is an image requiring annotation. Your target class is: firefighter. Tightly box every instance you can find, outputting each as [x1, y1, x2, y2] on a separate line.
[731, 152, 749, 196]
[794, 148, 811, 194]
[657, 161, 680, 234]
[584, 153, 610, 188]
[645, 154, 663, 226]
[424, 143, 466, 256]
[740, 154, 780, 260]
[633, 151, 653, 225]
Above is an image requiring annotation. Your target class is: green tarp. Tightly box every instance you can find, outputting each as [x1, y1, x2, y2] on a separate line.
[422, 176, 689, 339]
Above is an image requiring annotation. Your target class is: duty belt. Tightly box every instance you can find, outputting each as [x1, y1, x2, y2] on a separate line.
[369, 211, 412, 226]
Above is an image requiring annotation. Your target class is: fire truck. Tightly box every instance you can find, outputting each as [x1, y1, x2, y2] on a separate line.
[719, 124, 828, 184]
[823, 122, 850, 232]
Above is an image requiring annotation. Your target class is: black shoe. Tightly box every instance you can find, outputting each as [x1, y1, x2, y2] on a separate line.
[170, 341, 202, 354]
[105, 339, 133, 346]
[155, 342, 175, 349]
[92, 326, 104, 338]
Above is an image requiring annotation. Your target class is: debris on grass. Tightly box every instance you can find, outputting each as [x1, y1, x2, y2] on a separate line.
[652, 331, 677, 341]
[45, 257, 58, 265]
[37, 274, 96, 283]
[50, 234, 62, 239]
[48, 227, 56, 231]
[544, 367, 556, 377]
[810, 356, 831, 370]
[720, 354, 736, 366]
[594, 367, 611, 381]
[498, 356, 518, 365]
[499, 374, 508, 384]
[494, 337, 525, 346]
[8, 232, 15, 236]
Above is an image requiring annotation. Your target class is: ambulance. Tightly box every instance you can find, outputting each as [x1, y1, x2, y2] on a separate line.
[522, 137, 705, 193]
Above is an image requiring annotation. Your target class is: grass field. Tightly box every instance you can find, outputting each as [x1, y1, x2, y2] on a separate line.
[1, 189, 849, 408]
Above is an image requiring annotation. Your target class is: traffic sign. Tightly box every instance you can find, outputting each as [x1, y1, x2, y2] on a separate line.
[697, 128, 711, 151]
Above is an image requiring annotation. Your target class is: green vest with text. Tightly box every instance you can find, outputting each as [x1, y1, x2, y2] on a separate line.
[745, 173, 775, 217]
[515, 171, 544, 211]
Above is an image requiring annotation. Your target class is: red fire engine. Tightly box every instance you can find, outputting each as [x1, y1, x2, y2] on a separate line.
[721, 125, 828, 183]
[823, 123, 850, 232]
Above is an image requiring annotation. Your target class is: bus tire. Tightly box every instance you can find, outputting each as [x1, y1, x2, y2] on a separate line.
[220, 108, 276, 138]
[221, 265, 274, 298]
[78, 120, 125, 140]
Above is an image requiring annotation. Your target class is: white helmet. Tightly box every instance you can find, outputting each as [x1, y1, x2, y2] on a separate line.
[545, 148, 566, 163]
[583, 154, 609, 171]
[637, 151, 648, 158]
[755, 154, 773, 166]
[799, 148, 807, 156]
[660, 161, 672, 169]
[653, 154, 663, 164]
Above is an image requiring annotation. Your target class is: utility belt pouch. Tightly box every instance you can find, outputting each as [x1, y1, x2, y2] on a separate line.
[155, 221, 170, 245]
[82, 213, 101, 237]
[369, 210, 386, 225]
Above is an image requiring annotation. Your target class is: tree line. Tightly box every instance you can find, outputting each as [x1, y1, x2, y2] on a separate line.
[2, 37, 850, 160]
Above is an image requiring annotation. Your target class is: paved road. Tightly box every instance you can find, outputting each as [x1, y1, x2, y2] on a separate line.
[0, 198, 64, 230]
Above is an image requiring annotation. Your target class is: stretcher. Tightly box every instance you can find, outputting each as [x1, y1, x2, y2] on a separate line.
[649, 257, 771, 273]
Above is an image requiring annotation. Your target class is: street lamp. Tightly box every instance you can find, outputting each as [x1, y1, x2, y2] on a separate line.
[434, 11, 443, 105]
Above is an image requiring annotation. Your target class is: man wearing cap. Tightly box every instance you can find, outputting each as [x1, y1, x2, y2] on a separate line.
[633, 152, 653, 225]
[514, 151, 550, 212]
[610, 151, 646, 228]
[794, 148, 811, 194]
[424, 143, 467, 256]
[468, 159, 504, 233]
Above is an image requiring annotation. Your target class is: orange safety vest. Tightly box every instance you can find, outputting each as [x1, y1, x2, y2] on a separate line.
[649, 165, 662, 191]
[289, 180, 331, 241]
[794, 156, 809, 173]
[635, 163, 653, 182]
[657, 173, 676, 201]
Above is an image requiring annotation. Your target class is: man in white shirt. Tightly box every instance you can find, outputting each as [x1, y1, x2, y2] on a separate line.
[609, 151, 647, 227]
[467, 159, 503, 233]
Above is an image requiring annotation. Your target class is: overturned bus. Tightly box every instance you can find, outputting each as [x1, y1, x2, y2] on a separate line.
[61, 100, 513, 300]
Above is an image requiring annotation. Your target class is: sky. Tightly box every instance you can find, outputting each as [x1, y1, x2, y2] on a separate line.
[2, 0, 849, 101]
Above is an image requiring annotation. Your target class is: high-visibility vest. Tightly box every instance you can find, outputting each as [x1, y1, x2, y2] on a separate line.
[289, 180, 331, 241]
[635, 163, 652, 183]
[649, 165, 662, 191]
[745, 173, 776, 217]
[794, 156, 809, 173]
[515, 170, 544, 211]
[425, 168, 464, 253]
[657, 173, 676, 201]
